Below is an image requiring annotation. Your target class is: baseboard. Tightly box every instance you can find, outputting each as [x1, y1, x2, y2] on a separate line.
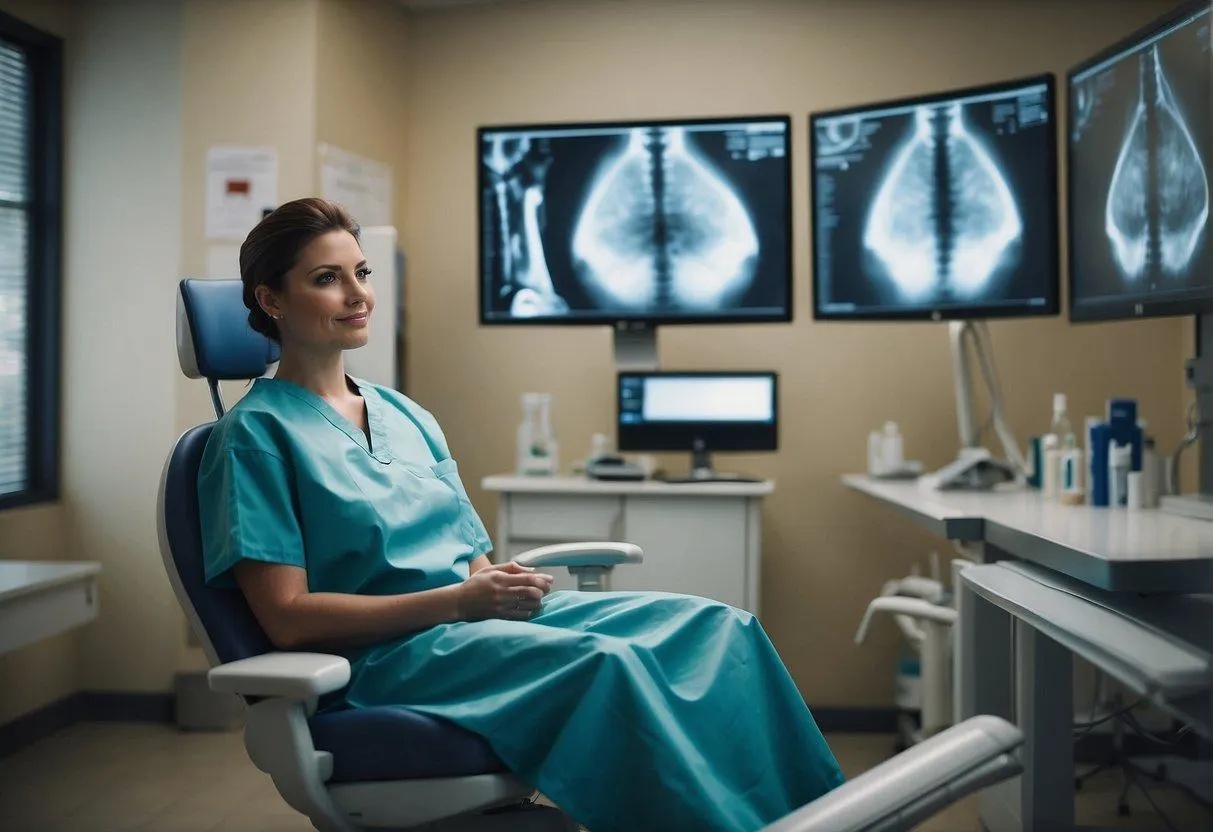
[81, 691, 175, 723]
[0, 694, 82, 758]
[813, 707, 899, 733]
[0, 691, 176, 759]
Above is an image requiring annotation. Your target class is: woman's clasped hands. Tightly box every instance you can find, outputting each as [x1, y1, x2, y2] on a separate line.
[456, 561, 555, 621]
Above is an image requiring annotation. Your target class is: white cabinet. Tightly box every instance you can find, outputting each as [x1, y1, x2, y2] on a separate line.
[482, 476, 771, 613]
[0, 561, 101, 655]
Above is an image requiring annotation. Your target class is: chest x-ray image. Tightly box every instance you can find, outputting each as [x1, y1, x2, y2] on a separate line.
[1069, 5, 1211, 308]
[478, 117, 791, 323]
[812, 78, 1058, 319]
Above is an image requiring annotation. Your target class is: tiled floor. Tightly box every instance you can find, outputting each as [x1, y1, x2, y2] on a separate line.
[0, 722, 1209, 831]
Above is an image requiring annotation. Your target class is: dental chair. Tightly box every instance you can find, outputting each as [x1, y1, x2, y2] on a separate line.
[157, 278, 1027, 832]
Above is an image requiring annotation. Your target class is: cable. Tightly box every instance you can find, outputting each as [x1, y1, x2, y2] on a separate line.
[1072, 696, 1147, 738]
[1119, 710, 1193, 747]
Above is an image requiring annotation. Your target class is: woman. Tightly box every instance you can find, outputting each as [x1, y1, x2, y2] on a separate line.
[197, 197, 844, 832]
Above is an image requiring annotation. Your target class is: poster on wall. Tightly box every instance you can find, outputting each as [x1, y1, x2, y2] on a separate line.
[319, 143, 393, 228]
[205, 146, 279, 240]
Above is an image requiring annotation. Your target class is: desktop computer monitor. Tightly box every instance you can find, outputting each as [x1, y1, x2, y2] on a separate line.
[810, 74, 1060, 321]
[478, 116, 792, 327]
[617, 371, 777, 481]
[1067, 0, 1212, 322]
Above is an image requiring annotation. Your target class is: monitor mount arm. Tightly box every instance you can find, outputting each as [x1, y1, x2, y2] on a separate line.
[926, 320, 1026, 491]
[613, 322, 659, 371]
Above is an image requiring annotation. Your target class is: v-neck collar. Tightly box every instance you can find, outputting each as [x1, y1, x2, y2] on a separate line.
[259, 376, 393, 464]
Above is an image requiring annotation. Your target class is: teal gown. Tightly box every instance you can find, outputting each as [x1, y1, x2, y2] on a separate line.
[197, 376, 845, 832]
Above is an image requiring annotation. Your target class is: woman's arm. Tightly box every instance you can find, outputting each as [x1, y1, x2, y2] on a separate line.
[233, 559, 553, 651]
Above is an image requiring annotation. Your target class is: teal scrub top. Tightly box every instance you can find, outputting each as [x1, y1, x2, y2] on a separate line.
[199, 376, 492, 599]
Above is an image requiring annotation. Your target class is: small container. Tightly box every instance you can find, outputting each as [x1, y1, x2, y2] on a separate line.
[1083, 416, 1100, 505]
[1042, 434, 1061, 499]
[1060, 445, 1084, 505]
[1027, 436, 1042, 489]
[868, 430, 885, 475]
[1141, 438, 1160, 508]
[883, 421, 904, 472]
[1126, 471, 1144, 511]
[1108, 441, 1132, 507]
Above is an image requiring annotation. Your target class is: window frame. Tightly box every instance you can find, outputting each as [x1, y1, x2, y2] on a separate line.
[0, 9, 63, 510]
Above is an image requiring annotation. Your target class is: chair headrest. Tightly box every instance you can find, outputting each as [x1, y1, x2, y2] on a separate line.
[177, 278, 280, 380]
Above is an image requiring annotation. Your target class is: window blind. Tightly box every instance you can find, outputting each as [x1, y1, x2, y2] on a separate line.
[0, 38, 29, 496]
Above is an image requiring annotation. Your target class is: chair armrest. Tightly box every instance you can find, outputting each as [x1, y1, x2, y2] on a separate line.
[761, 716, 1023, 832]
[855, 597, 957, 645]
[208, 652, 351, 700]
[513, 542, 644, 569]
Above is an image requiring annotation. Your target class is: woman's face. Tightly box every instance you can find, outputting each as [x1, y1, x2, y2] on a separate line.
[257, 229, 376, 354]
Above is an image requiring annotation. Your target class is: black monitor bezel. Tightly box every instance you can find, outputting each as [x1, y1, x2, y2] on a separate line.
[1066, 0, 1213, 323]
[615, 370, 779, 453]
[475, 113, 795, 328]
[808, 72, 1062, 323]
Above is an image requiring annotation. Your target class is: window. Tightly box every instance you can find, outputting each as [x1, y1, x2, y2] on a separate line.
[0, 11, 61, 509]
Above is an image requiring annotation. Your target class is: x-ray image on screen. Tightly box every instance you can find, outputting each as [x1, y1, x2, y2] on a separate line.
[811, 77, 1058, 319]
[478, 117, 791, 324]
[1069, 4, 1211, 317]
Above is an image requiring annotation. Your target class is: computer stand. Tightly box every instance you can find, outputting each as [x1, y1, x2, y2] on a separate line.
[1162, 313, 1213, 520]
[657, 442, 761, 484]
[613, 322, 659, 371]
[922, 320, 1024, 491]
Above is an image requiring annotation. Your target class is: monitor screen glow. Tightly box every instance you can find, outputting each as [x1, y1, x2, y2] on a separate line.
[634, 376, 775, 423]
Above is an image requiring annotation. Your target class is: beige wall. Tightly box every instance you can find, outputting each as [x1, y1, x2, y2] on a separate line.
[65, 0, 185, 693]
[316, 0, 411, 234]
[402, 0, 1185, 706]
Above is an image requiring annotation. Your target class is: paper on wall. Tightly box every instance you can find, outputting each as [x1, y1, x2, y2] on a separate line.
[205, 146, 278, 240]
[319, 143, 393, 227]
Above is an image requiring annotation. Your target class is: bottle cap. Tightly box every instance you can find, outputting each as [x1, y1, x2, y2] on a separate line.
[1053, 393, 1067, 413]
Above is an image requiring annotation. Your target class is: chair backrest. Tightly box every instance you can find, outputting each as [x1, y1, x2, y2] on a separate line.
[158, 278, 280, 667]
[158, 423, 274, 666]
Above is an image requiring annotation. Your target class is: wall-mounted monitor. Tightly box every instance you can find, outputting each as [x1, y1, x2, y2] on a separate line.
[810, 74, 1060, 321]
[1067, 0, 1212, 322]
[478, 115, 792, 326]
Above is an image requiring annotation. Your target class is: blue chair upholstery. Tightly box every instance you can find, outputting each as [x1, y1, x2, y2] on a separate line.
[162, 279, 509, 787]
[178, 277, 281, 380]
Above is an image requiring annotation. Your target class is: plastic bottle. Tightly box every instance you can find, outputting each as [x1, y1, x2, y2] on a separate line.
[882, 421, 904, 473]
[1108, 441, 1132, 507]
[1050, 394, 1074, 448]
[1059, 434, 1084, 505]
[1042, 434, 1061, 499]
[1083, 416, 1100, 505]
[1141, 437, 1160, 508]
